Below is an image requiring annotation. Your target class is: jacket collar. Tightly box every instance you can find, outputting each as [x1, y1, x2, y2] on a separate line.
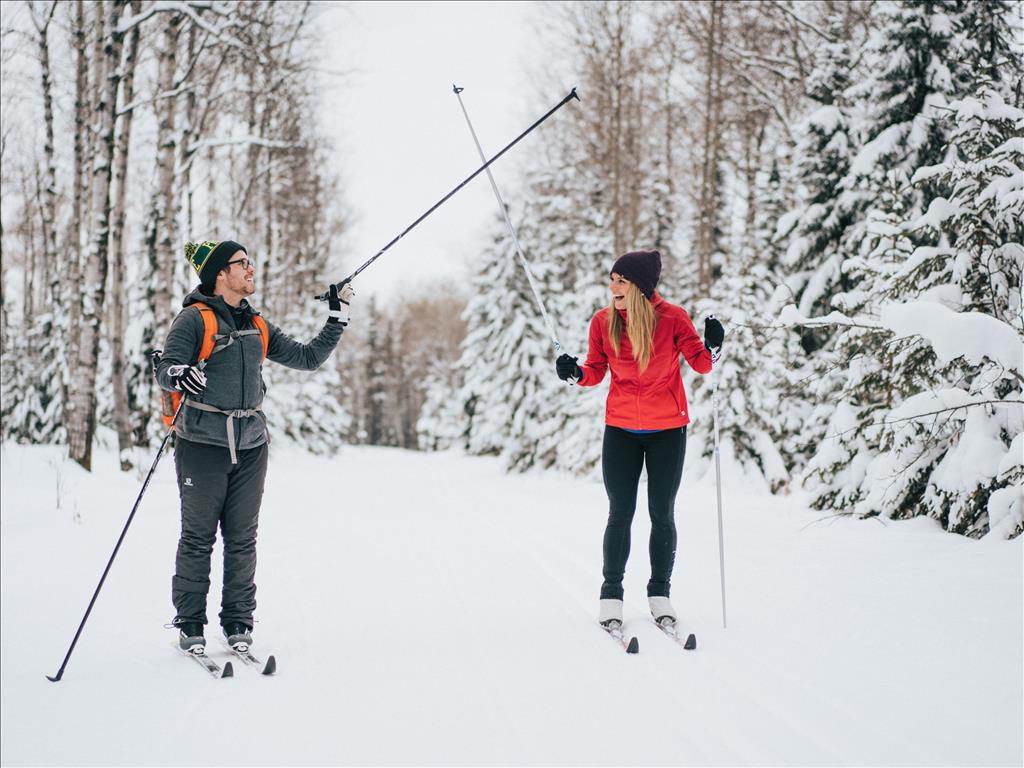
[183, 286, 259, 325]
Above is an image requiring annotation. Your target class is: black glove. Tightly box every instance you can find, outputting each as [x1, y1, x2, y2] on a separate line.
[556, 354, 582, 382]
[327, 281, 354, 325]
[166, 364, 207, 396]
[704, 316, 724, 352]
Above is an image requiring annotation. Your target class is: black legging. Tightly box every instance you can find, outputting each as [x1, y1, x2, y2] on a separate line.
[600, 425, 687, 600]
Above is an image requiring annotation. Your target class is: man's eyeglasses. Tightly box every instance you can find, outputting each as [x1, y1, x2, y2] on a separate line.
[227, 257, 256, 271]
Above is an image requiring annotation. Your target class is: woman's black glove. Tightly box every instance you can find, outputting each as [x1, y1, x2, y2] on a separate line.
[704, 316, 724, 352]
[556, 354, 583, 382]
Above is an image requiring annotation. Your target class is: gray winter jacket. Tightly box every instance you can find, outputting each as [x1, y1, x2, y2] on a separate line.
[156, 287, 343, 453]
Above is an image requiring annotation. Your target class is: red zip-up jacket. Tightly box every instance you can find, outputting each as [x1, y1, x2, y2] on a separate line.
[578, 292, 712, 430]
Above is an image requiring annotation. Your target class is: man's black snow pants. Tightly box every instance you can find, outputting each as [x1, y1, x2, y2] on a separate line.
[172, 437, 268, 629]
[600, 425, 686, 601]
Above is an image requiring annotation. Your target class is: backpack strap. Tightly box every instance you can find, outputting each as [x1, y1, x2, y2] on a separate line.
[191, 302, 219, 362]
[253, 315, 269, 361]
[191, 302, 268, 362]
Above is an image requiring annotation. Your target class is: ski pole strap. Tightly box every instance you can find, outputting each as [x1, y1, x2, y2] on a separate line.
[183, 400, 263, 465]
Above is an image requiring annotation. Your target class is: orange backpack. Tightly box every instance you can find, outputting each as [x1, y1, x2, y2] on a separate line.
[160, 302, 269, 428]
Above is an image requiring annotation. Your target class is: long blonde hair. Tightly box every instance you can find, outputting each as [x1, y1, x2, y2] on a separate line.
[608, 282, 657, 372]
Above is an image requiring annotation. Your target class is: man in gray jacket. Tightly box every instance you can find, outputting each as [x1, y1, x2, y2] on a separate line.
[156, 239, 352, 652]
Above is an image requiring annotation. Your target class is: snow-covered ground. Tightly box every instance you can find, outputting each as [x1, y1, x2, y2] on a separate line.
[1, 440, 1021, 766]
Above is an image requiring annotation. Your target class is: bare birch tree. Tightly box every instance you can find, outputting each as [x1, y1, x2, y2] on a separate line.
[109, 0, 141, 469]
[67, 0, 129, 470]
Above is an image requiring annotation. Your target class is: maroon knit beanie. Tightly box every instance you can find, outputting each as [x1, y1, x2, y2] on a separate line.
[610, 250, 661, 299]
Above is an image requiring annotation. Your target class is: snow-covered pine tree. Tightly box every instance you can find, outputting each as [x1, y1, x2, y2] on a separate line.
[889, 83, 1022, 537]
[792, 0, 1019, 527]
[802, 77, 1023, 537]
[901, 83, 1019, 536]
[801, 174, 921, 516]
[446, 201, 562, 465]
[692, 158, 801, 493]
[417, 366, 466, 451]
[511, 162, 610, 476]
[771, 12, 864, 472]
[776, 12, 859, 353]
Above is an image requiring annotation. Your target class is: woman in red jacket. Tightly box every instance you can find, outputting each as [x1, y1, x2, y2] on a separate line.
[555, 249, 724, 630]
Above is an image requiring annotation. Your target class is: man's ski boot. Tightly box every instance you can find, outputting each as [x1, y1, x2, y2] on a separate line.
[223, 622, 253, 652]
[599, 598, 624, 628]
[177, 621, 206, 653]
[649, 596, 677, 627]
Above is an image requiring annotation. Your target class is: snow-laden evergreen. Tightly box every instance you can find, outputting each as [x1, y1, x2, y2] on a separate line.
[440, 190, 581, 466]
[797, 83, 1024, 537]
[775, 12, 860, 353]
[510, 165, 610, 476]
[690, 162, 798, 493]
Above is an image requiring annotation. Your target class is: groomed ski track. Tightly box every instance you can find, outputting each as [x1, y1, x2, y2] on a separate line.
[2, 442, 1021, 766]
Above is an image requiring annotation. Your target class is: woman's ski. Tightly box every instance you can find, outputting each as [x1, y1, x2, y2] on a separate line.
[601, 621, 639, 654]
[654, 618, 697, 650]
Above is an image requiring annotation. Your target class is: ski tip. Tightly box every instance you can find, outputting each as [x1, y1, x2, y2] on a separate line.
[262, 655, 277, 676]
[222, 661, 234, 678]
[626, 636, 639, 654]
[684, 633, 697, 650]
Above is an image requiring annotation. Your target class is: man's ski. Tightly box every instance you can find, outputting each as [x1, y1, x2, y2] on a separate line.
[178, 645, 233, 678]
[601, 621, 639, 654]
[221, 640, 276, 675]
[654, 618, 697, 650]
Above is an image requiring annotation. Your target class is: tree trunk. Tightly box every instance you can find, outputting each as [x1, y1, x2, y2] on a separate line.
[147, 16, 180, 335]
[67, 0, 128, 471]
[178, 23, 197, 238]
[137, 15, 180, 445]
[63, 0, 88, 429]
[21, 168, 38, 321]
[109, 0, 141, 471]
[33, 1, 60, 306]
[708, 1, 725, 285]
[610, 3, 624, 256]
[697, 0, 720, 292]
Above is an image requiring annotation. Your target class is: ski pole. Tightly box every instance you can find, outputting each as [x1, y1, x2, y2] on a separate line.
[315, 87, 580, 301]
[709, 333, 727, 629]
[47, 358, 188, 682]
[452, 84, 565, 357]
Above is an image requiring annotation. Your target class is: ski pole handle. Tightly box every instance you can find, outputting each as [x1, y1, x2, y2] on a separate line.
[313, 277, 352, 303]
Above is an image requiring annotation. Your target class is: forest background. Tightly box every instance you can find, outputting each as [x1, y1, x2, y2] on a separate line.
[1, 0, 1021, 540]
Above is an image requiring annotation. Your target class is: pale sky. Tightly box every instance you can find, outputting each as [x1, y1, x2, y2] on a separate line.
[317, 1, 565, 302]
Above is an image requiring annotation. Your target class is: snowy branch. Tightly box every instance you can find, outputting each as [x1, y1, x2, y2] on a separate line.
[721, 65, 795, 137]
[717, 43, 802, 84]
[882, 400, 1024, 426]
[115, 1, 265, 65]
[115, 0, 212, 32]
[26, 0, 58, 34]
[118, 83, 195, 116]
[776, 304, 880, 330]
[188, 135, 304, 153]
[768, 0, 837, 42]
